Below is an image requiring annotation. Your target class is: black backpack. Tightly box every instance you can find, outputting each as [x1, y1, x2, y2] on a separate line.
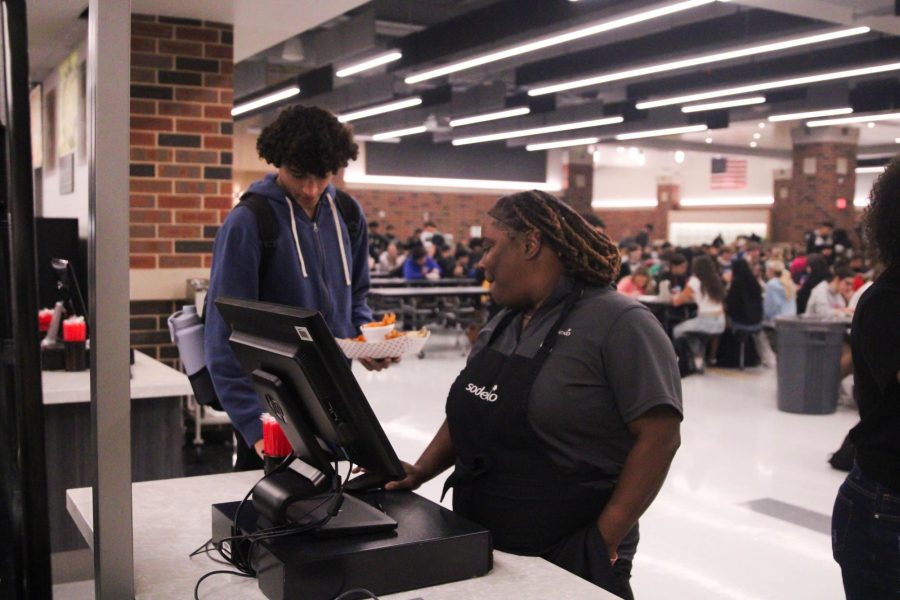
[236, 189, 362, 279]
[674, 336, 703, 377]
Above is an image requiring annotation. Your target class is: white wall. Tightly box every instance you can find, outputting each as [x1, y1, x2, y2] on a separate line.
[592, 146, 791, 205]
[36, 41, 90, 238]
[854, 171, 878, 208]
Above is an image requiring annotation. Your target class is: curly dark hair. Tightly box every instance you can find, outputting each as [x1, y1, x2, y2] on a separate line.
[865, 155, 900, 268]
[487, 190, 621, 286]
[256, 105, 359, 178]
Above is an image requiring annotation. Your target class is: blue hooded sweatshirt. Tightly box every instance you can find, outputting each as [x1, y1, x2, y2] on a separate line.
[204, 174, 373, 446]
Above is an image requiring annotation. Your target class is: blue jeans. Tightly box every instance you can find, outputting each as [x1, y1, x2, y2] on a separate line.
[832, 463, 900, 599]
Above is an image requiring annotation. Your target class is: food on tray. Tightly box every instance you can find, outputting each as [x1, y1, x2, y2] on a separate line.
[336, 327, 431, 360]
[362, 313, 396, 327]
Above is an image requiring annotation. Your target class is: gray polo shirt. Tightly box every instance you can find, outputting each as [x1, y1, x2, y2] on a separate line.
[469, 278, 683, 481]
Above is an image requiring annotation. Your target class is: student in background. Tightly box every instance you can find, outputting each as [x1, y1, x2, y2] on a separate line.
[403, 244, 441, 280]
[804, 265, 855, 318]
[672, 254, 726, 340]
[832, 156, 900, 600]
[796, 253, 830, 314]
[763, 260, 797, 320]
[616, 266, 652, 297]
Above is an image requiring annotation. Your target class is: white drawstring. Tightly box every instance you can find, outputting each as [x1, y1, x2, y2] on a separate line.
[327, 192, 352, 287]
[284, 196, 309, 278]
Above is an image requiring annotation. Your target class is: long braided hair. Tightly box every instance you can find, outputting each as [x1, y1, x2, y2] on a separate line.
[487, 190, 621, 286]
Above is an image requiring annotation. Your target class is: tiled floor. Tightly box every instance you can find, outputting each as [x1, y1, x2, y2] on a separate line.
[349, 333, 856, 600]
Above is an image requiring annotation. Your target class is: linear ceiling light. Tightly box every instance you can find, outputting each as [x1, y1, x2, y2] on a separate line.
[337, 97, 422, 123]
[615, 124, 708, 140]
[681, 96, 766, 114]
[343, 173, 562, 192]
[679, 197, 774, 207]
[806, 111, 900, 127]
[526, 137, 599, 151]
[452, 116, 623, 146]
[855, 166, 886, 174]
[404, 0, 718, 84]
[767, 107, 853, 122]
[681, 96, 765, 113]
[529, 27, 869, 97]
[592, 199, 659, 208]
[231, 86, 300, 117]
[449, 107, 531, 127]
[336, 51, 402, 78]
[371, 125, 428, 141]
[635, 62, 900, 110]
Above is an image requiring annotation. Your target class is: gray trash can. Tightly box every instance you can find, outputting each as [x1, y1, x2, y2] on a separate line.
[774, 316, 847, 414]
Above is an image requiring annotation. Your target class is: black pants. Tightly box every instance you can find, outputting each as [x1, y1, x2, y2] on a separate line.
[542, 524, 635, 600]
[232, 427, 262, 471]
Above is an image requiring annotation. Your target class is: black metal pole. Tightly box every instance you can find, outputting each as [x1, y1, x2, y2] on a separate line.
[0, 0, 53, 597]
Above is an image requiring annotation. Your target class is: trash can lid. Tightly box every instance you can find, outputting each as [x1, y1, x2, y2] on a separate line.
[774, 315, 849, 330]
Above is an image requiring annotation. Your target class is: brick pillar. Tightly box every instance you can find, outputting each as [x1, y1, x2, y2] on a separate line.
[776, 126, 858, 244]
[129, 14, 234, 271]
[561, 147, 593, 214]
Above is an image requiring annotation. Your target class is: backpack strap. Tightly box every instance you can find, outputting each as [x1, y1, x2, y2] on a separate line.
[332, 188, 361, 241]
[236, 193, 279, 280]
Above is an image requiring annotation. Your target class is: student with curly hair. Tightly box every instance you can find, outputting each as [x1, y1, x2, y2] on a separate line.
[386, 191, 682, 600]
[832, 156, 900, 600]
[204, 105, 392, 471]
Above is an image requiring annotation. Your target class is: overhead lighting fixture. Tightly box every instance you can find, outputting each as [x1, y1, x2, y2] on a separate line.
[749, 141, 758, 148]
[681, 96, 765, 113]
[231, 86, 300, 117]
[336, 51, 402, 78]
[449, 107, 530, 127]
[529, 26, 869, 96]
[404, 0, 719, 84]
[452, 116, 623, 146]
[635, 62, 900, 110]
[680, 197, 774, 207]
[592, 199, 659, 208]
[674, 150, 685, 163]
[526, 137, 599, 151]
[705, 137, 713, 144]
[855, 166, 885, 174]
[371, 125, 428, 141]
[343, 173, 562, 191]
[806, 111, 900, 127]
[767, 107, 853, 122]
[615, 124, 708, 140]
[337, 97, 422, 123]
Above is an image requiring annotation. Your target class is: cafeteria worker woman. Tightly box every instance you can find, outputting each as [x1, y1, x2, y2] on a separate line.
[387, 191, 683, 599]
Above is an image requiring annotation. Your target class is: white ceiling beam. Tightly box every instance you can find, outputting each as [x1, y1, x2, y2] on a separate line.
[727, 0, 900, 36]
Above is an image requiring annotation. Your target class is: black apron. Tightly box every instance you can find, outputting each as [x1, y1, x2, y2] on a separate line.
[443, 285, 635, 599]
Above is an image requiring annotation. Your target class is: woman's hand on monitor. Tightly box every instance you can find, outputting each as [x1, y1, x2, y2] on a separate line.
[384, 461, 426, 491]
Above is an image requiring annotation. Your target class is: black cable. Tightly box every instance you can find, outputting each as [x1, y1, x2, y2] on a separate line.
[193, 569, 254, 599]
[192, 455, 355, 597]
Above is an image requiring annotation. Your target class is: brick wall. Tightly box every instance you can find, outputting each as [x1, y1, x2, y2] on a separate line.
[129, 14, 234, 271]
[130, 299, 185, 368]
[347, 187, 498, 242]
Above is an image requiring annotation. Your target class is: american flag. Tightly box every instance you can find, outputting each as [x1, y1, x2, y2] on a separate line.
[710, 157, 747, 189]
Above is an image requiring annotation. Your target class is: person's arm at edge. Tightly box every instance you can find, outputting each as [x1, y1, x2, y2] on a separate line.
[596, 405, 681, 561]
[385, 419, 455, 490]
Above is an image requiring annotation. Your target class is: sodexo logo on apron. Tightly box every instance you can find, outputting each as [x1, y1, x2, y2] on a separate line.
[466, 383, 499, 402]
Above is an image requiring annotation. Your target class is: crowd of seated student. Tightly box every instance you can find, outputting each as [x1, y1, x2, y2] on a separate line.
[610, 219, 877, 372]
[366, 219, 484, 282]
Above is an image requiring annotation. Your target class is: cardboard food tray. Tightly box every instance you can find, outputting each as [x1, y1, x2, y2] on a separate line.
[336, 329, 430, 360]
